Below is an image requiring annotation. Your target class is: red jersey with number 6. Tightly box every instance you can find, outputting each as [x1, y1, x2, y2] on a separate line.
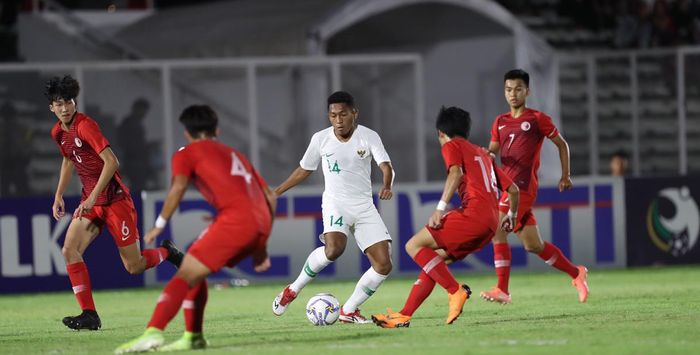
[171, 140, 271, 225]
[441, 137, 513, 220]
[490, 108, 559, 197]
[51, 113, 128, 206]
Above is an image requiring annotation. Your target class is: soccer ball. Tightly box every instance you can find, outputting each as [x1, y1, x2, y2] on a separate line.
[305, 293, 340, 326]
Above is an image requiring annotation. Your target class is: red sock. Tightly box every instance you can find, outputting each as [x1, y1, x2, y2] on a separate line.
[400, 271, 435, 316]
[141, 247, 169, 269]
[66, 262, 95, 311]
[493, 243, 511, 294]
[538, 242, 579, 278]
[183, 280, 208, 333]
[412, 247, 459, 294]
[147, 277, 190, 330]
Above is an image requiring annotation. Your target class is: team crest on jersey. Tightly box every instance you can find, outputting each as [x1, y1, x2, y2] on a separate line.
[357, 149, 366, 158]
[520, 121, 531, 131]
[74, 137, 83, 147]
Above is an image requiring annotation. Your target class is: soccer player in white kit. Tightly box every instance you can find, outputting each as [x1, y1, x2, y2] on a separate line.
[272, 91, 394, 323]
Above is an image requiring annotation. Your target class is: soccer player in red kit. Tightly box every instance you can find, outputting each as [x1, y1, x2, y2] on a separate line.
[480, 69, 589, 304]
[46, 75, 182, 331]
[372, 107, 519, 328]
[115, 105, 277, 353]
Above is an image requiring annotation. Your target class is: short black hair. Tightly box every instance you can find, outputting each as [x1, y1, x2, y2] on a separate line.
[44, 75, 80, 103]
[504, 69, 530, 87]
[436, 106, 471, 139]
[327, 91, 355, 110]
[179, 105, 218, 137]
[611, 150, 629, 159]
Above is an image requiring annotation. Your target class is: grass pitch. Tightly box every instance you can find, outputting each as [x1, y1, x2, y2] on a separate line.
[1, 266, 698, 354]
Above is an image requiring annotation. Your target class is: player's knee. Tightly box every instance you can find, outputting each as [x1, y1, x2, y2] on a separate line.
[324, 245, 345, 261]
[124, 262, 145, 275]
[61, 246, 81, 263]
[374, 262, 392, 275]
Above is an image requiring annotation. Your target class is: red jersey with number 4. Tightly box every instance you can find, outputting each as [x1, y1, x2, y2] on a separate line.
[441, 138, 513, 221]
[490, 108, 559, 197]
[51, 113, 128, 206]
[172, 140, 271, 225]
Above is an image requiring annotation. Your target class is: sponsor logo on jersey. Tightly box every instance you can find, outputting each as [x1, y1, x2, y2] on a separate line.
[520, 121, 531, 131]
[357, 150, 366, 158]
[324, 153, 334, 157]
[498, 125, 506, 130]
[74, 137, 83, 147]
[646, 186, 699, 257]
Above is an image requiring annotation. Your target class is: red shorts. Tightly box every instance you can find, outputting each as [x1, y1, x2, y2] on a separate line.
[75, 195, 139, 247]
[188, 216, 271, 273]
[498, 192, 537, 233]
[427, 209, 496, 261]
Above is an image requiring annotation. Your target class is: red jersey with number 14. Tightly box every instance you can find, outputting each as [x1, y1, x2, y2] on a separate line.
[490, 108, 559, 197]
[172, 139, 271, 226]
[51, 113, 128, 205]
[441, 137, 513, 225]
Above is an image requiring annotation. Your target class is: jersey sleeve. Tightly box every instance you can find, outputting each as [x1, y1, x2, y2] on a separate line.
[494, 165, 513, 192]
[299, 133, 321, 171]
[171, 148, 194, 178]
[490, 117, 501, 143]
[441, 141, 462, 172]
[368, 130, 391, 165]
[77, 119, 110, 154]
[537, 112, 559, 139]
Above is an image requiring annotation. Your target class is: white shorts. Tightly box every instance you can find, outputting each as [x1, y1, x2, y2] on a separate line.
[320, 199, 391, 252]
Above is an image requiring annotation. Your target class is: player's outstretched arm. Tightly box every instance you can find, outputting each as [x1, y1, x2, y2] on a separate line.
[378, 162, 394, 200]
[273, 167, 313, 196]
[52, 156, 74, 220]
[77, 147, 119, 219]
[429, 165, 462, 228]
[144, 175, 189, 244]
[551, 135, 572, 192]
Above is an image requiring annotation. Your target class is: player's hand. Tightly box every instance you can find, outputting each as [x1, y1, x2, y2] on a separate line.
[428, 209, 444, 229]
[52, 196, 65, 221]
[379, 187, 393, 200]
[500, 210, 516, 233]
[144, 227, 163, 244]
[77, 195, 97, 220]
[253, 256, 271, 273]
[559, 176, 573, 192]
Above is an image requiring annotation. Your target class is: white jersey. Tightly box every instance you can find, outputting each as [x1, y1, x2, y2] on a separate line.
[300, 125, 391, 204]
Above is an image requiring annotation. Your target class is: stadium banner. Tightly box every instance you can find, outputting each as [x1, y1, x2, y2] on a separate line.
[0, 195, 145, 294]
[625, 176, 700, 266]
[142, 177, 626, 285]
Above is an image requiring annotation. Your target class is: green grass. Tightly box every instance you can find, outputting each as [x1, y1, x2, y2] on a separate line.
[1, 266, 699, 354]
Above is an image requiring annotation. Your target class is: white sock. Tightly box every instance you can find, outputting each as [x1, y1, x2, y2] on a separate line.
[289, 247, 332, 293]
[342, 267, 388, 313]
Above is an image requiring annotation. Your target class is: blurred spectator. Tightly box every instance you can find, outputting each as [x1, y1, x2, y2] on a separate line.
[610, 150, 630, 176]
[117, 98, 158, 192]
[651, 0, 678, 46]
[0, 101, 31, 196]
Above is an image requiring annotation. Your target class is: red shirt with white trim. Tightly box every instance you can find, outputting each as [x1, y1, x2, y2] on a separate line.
[51, 113, 128, 205]
[490, 108, 559, 197]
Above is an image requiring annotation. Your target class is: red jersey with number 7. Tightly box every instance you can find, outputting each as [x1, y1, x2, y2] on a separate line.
[490, 108, 559, 197]
[441, 137, 513, 222]
[171, 139, 271, 225]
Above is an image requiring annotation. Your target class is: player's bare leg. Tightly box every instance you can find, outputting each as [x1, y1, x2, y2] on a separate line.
[340, 240, 391, 324]
[62, 218, 102, 330]
[517, 225, 588, 302]
[273, 232, 346, 316]
[115, 254, 211, 354]
[481, 216, 512, 304]
[405, 228, 470, 325]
